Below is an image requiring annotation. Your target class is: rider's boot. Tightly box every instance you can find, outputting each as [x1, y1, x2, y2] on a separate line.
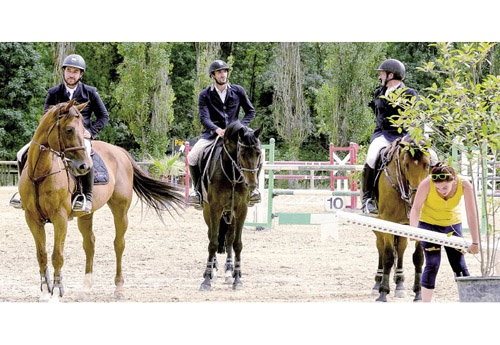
[188, 164, 203, 210]
[9, 158, 26, 209]
[361, 163, 377, 214]
[73, 167, 93, 213]
[248, 188, 261, 207]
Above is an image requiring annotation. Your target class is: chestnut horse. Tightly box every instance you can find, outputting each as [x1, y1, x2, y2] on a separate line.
[18, 100, 185, 301]
[198, 121, 262, 291]
[372, 136, 430, 302]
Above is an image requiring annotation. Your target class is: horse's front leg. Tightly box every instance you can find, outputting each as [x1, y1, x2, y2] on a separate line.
[77, 215, 96, 295]
[26, 216, 53, 300]
[200, 254, 218, 291]
[412, 240, 424, 302]
[393, 236, 408, 299]
[51, 218, 69, 298]
[372, 231, 384, 296]
[376, 235, 395, 302]
[231, 217, 245, 290]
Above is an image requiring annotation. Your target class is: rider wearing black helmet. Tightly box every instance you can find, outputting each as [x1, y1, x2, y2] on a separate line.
[10, 54, 109, 214]
[187, 59, 259, 210]
[361, 58, 418, 214]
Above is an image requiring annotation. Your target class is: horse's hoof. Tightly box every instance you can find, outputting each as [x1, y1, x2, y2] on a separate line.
[376, 293, 388, 302]
[371, 289, 380, 297]
[394, 289, 407, 299]
[232, 283, 242, 291]
[199, 283, 211, 291]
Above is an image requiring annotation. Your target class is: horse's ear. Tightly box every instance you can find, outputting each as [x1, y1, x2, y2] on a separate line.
[63, 99, 77, 112]
[76, 101, 89, 112]
[254, 125, 263, 138]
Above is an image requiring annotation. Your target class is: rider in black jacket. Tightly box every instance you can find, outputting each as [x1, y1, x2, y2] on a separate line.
[187, 59, 258, 209]
[362, 58, 418, 214]
[10, 54, 109, 213]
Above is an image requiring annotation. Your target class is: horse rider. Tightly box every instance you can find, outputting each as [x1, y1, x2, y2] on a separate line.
[10, 54, 109, 213]
[187, 59, 260, 210]
[361, 58, 419, 214]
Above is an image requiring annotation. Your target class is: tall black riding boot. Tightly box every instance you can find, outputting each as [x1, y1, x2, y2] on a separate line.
[361, 164, 377, 214]
[188, 165, 203, 210]
[73, 167, 93, 213]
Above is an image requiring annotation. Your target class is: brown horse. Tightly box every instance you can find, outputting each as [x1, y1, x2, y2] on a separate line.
[198, 121, 262, 291]
[18, 100, 185, 301]
[371, 136, 430, 302]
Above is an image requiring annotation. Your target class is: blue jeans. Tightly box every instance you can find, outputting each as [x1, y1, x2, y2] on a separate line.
[419, 221, 470, 289]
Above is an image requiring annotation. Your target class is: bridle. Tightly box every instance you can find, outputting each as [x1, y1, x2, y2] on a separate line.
[382, 141, 427, 216]
[29, 110, 87, 184]
[221, 138, 262, 187]
[27, 107, 88, 223]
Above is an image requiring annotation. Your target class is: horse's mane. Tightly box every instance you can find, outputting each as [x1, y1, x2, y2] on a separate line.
[224, 121, 259, 147]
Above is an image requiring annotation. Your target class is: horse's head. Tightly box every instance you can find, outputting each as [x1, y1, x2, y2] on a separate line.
[399, 135, 431, 197]
[42, 99, 93, 176]
[224, 121, 263, 190]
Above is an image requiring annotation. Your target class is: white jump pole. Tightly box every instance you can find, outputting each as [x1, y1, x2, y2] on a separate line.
[333, 211, 472, 251]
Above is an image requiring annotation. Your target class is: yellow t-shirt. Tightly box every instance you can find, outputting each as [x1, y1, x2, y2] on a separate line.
[419, 178, 463, 226]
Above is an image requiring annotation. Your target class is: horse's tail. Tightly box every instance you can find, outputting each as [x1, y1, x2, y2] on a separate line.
[121, 148, 186, 222]
[217, 219, 228, 254]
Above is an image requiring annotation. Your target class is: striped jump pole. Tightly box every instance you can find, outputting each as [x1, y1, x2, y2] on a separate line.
[332, 211, 474, 251]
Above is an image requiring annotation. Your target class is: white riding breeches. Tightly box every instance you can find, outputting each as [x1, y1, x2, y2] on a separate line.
[365, 135, 391, 169]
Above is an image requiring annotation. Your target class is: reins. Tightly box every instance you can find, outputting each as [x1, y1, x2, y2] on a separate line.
[381, 142, 419, 215]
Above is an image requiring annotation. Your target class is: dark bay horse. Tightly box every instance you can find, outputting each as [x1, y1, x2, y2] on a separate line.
[372, 136, 430, 302]
[198, 121, 262, 291]
[18, 100, 185, 301]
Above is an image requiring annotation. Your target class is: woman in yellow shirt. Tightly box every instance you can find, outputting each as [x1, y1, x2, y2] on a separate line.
[409, 163, 480, 302]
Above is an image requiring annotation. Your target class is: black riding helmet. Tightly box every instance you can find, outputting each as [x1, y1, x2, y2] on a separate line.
[62, 54, 86, 72]
[376, 58, 405, 81]
[208, 60, 230, 76]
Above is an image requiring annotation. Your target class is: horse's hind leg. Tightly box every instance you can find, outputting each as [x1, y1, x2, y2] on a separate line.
[78, 214, 96, 294]
[393, 236, 408, 299]
[108, 204, 129, 300]
[223, 221, 235, 284]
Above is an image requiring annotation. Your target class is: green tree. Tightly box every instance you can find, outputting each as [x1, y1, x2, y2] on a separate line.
[398, 42, 500, 276]
[315, 42, 386, 147]
[272, 42, 310, 160]
[0, 42, 48, 160]
[114, 42, 176, 160]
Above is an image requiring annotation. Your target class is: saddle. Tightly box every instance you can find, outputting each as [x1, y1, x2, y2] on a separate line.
[197, 138, 223, 204]
[371, 137, 402, 203]
[90, 150, 109, 185]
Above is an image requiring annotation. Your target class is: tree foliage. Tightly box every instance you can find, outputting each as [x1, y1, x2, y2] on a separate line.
[0, 42, 48, 160]
[2, 42, 447, 163]
[114, 42, 175, 160]
[397, 42, 500, 276]
[272, 42, 310, 160]
[315, 42, 386, 147]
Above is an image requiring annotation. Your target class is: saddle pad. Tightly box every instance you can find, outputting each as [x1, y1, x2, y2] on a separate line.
[91, 151, 109, 185]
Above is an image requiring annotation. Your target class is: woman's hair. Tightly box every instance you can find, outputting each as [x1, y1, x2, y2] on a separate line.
[429, 162, 456, 182]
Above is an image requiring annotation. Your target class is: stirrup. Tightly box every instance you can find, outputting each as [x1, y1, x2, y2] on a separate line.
[248, 189, 261, 207]
[362, 198, 378, 214]
[9, 193, 23, 209]
[187, 191, 203, 210]
[72, 194, 92, 213]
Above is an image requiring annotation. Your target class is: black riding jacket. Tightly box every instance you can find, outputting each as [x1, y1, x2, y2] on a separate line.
[44, 82, 109, 139]
[198, 83, 256, 140]
[369, 83, 418, 142]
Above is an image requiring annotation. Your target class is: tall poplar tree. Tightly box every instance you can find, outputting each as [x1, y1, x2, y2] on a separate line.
[272, 42, 310, 160]
[114, 42, 175, 160]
